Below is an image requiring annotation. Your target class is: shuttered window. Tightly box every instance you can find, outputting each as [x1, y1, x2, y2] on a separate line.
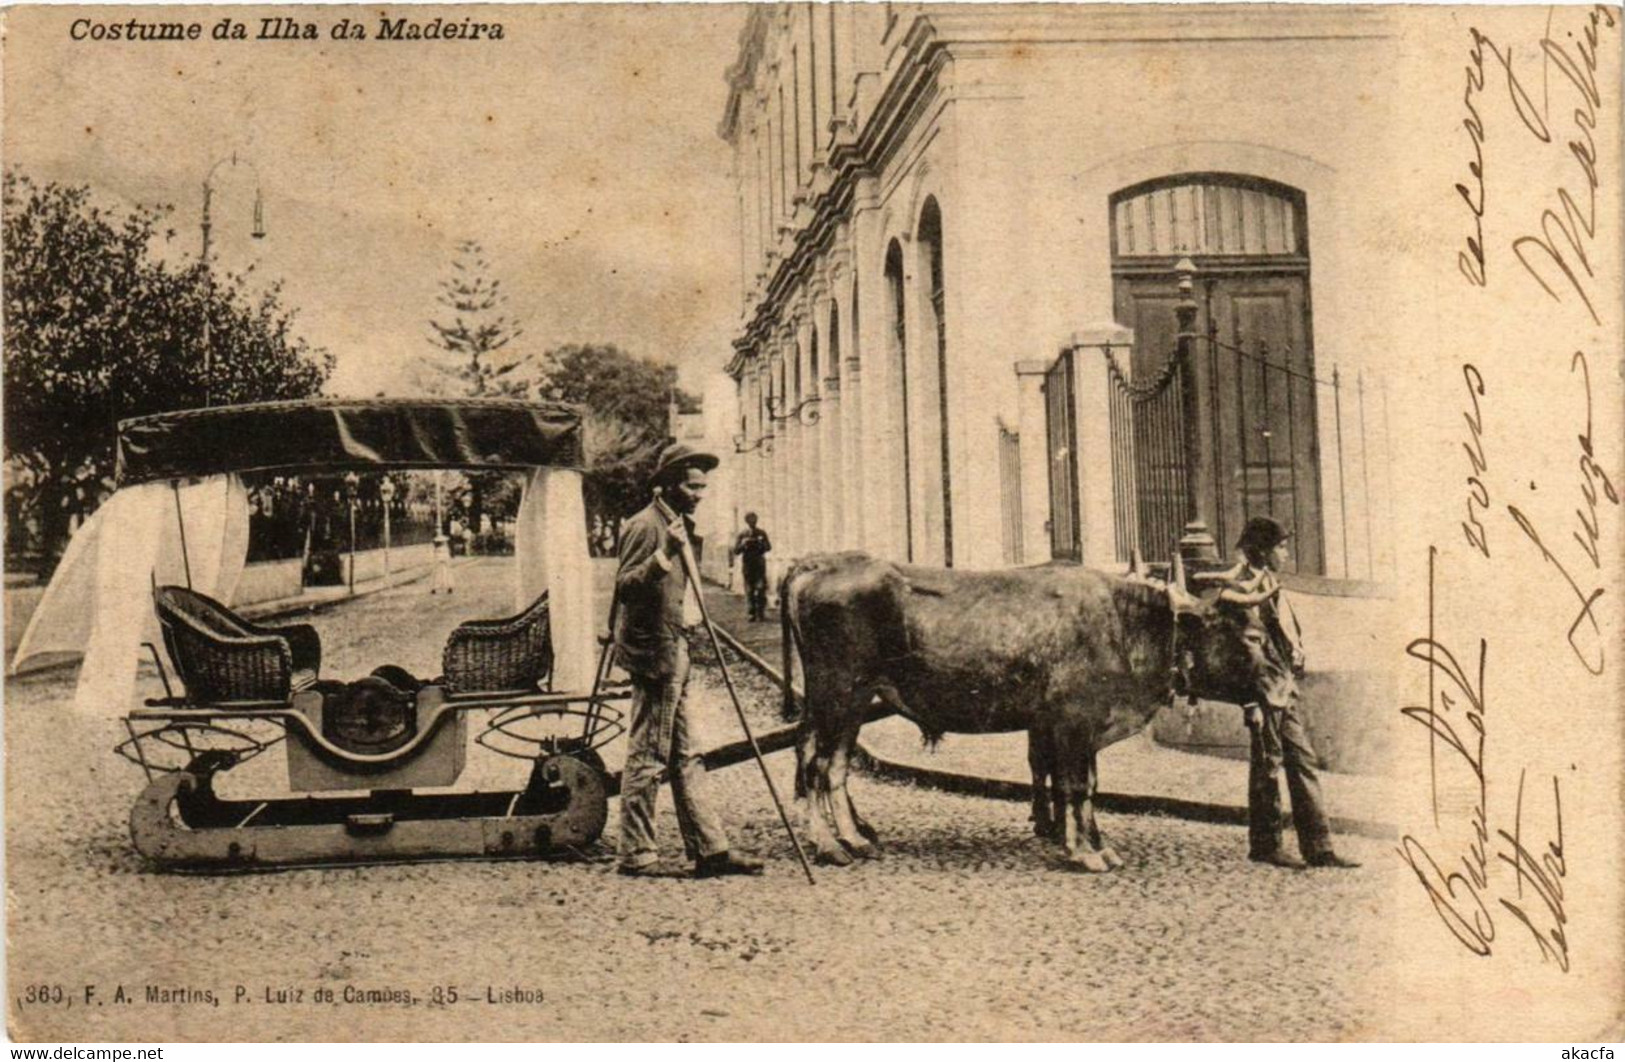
[1113, 176, 1304, 259]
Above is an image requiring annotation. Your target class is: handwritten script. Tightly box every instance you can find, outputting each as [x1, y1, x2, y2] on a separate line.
[1506, 350, 1618, 676]
[1412, 7, 1618, 969]
[1454, 5, 1617, 321]
[1399, 549, 1569, 969]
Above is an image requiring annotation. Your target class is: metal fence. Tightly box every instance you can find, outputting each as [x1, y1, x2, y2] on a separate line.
[1102, 344, 1189, 571]
[245, 476, 439, 563]
[1094, 337, 1389, 581]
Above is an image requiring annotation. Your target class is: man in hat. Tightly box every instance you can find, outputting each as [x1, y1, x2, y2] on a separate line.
[1216, 515, 1360, 870]
[731, 512, 772, 621]
[612, 442, 764, 878]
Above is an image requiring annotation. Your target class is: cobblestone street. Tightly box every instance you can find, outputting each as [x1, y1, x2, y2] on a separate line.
[7, 558, 1390, 1042]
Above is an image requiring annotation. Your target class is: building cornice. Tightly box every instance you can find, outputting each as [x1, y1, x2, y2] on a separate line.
[719, 7, 772, 141]
[727, 26, 945, 378]
[722, 6, 1398, 378]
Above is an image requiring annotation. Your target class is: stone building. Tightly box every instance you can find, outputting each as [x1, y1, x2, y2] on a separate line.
[719, 4, 1396, 593]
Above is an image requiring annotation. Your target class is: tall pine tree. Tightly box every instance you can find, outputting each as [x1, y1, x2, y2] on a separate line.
[420, 239, 529, 397]
[419, 240, 532, 537]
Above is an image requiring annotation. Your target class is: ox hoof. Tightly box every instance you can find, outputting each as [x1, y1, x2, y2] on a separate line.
[814, 846, 855, 868]
[1101, 847, 1125, 870]
[1067, 850, 1110, 874]
[842, 840, 880, 861]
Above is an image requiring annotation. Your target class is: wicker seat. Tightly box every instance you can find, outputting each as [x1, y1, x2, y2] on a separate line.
[442, 592, 552, 694]
[154, 585, 322, 704]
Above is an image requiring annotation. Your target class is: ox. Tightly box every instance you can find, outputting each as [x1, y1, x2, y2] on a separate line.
[779, 551, 1255, 871]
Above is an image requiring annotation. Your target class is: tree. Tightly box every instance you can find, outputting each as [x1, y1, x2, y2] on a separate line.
[419, 239, 530, 397]
[2, 170, 332, 568]
[419, 240, 533, 536]
[537, 344, 698, 522]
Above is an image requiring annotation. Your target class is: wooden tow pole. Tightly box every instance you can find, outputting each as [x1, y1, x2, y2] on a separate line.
[674, 535, 816, 886]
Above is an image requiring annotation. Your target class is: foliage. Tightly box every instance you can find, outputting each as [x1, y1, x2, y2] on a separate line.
[417, 240, 535, 531]
[537, 343, 697, 520]
[2, 170, 332, 566]
[419, 239, 530, 398]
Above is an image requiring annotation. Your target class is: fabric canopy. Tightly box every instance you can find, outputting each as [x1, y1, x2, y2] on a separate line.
[514, 468, 595, 694]
[117, 398, 584, 485]
[17, 466, 600, 713]
[10, 476, 250, 715]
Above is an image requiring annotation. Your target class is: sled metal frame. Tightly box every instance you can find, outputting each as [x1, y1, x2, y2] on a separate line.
[129, 751, 610, 873]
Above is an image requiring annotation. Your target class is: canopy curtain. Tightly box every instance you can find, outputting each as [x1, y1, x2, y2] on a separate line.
[11, 476, 249, 715]
[514, 468, 594, 694]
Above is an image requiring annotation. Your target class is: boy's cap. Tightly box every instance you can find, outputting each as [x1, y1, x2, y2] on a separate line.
[1236, 515, 1291, 556]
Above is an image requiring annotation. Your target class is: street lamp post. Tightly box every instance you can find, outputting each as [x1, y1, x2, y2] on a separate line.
[344, 472, 360, 595]
[198, 152, 267, 407]
[379, 476, 396, 576]
[431, 472, 453, 595]
[1173, 257, 1219, 567]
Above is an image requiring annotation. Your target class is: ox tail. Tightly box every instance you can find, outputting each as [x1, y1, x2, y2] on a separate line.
[779, 567, 802, 722]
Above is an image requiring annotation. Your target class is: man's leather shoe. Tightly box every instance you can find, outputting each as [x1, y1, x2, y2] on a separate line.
[1306, 852, 1362, 869]
[617, 861, 684, 878]
[1249, 851, 1304, 869]
[693, 851, 765, 878]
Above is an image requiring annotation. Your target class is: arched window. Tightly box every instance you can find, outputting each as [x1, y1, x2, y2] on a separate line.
[850, 275, 860, 367]
[793, 341, 802, 403]
[809, 328, 820, 395]
[918, 197, 952, 566]
[1112, 174, 1305, 261]
[884, 239, 912, 561]
[765, 362, 775, 428]
[828, 302, 841, 378]
[758, 366, 768, 437]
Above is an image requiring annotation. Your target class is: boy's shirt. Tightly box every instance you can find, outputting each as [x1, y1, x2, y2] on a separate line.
[1216, 559, 1306, 706]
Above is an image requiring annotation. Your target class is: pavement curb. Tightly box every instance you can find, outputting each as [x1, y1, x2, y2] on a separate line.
[709, 618, 1398, 842]
[239, 560, 442, 621]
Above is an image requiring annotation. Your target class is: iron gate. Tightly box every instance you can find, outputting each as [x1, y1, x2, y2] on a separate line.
[1093, 334, 1378, 578]
[1043, 352, 1081, 562]
[1102, 345, 1190, 564]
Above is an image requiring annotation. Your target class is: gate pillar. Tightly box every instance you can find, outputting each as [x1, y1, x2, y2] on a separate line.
[1013, 360, 1053, 565]
[1066, 325, 1134, 568]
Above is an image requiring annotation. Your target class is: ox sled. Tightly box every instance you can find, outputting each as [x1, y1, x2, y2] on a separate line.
[779, 550, 1257, 873]
[11, 399, 633, 872]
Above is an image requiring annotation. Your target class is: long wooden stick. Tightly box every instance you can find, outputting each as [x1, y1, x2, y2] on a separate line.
[677, 539, 816, 886]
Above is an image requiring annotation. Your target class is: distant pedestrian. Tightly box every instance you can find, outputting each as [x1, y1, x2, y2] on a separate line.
[1216, 516, 1358, 870]
[732, 512, 772, 621]
[430, 531, 454, 594]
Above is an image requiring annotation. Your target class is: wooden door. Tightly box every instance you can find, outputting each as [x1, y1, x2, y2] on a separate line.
[1113, 271, 1323, 574]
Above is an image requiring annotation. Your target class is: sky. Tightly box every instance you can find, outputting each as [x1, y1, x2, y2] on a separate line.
[2, 4, 749, 396]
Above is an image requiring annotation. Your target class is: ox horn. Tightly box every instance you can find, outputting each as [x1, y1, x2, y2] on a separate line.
[1171, 551, 1187, 591]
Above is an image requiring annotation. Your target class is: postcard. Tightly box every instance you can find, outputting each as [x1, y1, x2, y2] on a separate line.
[3, 2, 1620, 1043]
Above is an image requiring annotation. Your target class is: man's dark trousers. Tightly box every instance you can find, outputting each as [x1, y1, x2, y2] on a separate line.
[743, 558, 768, 620]
[1248, 699, 1335, 861]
